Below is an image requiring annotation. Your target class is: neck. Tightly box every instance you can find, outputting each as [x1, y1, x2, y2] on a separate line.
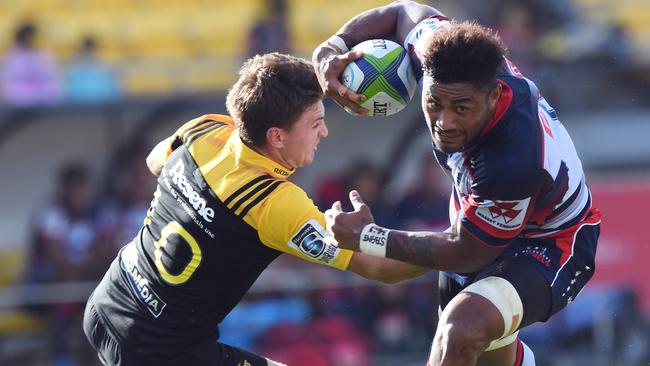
[247, 141, 294, 170]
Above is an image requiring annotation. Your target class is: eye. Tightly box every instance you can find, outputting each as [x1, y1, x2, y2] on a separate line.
[427, 99, 442, 110]
[456, 106, 469, 114]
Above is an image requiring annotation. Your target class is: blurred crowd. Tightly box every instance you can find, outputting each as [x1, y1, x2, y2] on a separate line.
[1, 0, 648, 110]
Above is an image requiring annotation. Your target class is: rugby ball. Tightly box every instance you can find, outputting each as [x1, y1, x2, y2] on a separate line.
[340, 39, 417, 117]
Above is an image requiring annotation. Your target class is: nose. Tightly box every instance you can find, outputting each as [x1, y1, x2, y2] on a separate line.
[320, 121, 329, 138]
[436, 111, 457, 132]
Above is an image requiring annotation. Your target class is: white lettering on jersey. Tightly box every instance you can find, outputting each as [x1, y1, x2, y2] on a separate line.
[288, 219, 339, 265]
[119, 244, 167, 318]
[168, 160, 215, 223]
[474, 198, 531, 231]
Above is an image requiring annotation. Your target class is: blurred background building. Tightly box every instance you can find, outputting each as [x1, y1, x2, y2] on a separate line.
[0, 0, 648, 365]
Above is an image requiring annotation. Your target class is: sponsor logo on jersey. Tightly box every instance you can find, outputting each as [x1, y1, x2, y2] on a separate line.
[289, 219, 339, 264]
[119, 244, 167, 318]
[474, 198, 530, 231]
[167, 159, 215, 223]
[273, 167, 289, 176]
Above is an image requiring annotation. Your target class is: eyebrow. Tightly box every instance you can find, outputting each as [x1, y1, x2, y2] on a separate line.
[430, 95, 475, 104]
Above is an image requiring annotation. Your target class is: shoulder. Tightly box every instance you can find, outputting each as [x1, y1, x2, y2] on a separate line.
[471, 151, 546, 201]
[258, 182, 317, 218]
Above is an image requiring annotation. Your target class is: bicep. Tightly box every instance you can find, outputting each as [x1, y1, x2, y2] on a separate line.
[395, 1, 444, 43]
[146, 137, 173, 176]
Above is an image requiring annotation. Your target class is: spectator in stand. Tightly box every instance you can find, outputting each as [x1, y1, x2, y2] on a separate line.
[1, 21, 61, 106]
[392, 151, 450, 231]
[341, 159, 391, 226]
[494, 5, 538, 74]
[64, 35, 121, 104]
[24, 162, 110, 365]
[315, 159, 388, 223]
[98, 143, 156, 249]
[246, 0, 291, 57]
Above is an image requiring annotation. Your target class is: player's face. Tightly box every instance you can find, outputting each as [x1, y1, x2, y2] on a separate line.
[279, 101, 328, 168]
[421, 77, 500, 153]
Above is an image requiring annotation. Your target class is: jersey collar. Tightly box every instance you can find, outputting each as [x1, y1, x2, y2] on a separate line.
[230, 130, 295, 179]
[479, 79, 513, 138]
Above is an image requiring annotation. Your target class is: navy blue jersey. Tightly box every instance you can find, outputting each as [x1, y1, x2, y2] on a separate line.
[405, 18, 600, 253]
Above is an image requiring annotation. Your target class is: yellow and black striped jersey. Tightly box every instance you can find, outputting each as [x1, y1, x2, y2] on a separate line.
[92, 114, 352, 360]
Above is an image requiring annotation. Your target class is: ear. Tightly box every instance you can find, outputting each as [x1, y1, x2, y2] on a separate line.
[266, 127, 284, 149]
[488, 82, 502, 110]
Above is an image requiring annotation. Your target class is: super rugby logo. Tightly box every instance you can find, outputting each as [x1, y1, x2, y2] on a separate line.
[474, 198, 530, 231]
[289, 219, 339, 264]
[168, 159, 215, 223]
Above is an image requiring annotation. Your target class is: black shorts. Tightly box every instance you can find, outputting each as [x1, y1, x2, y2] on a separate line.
[83, 294, 268, 366]
[439, 211, 600, 329]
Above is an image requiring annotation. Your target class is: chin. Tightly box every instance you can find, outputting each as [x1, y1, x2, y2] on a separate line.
[434, 141, 460, 154]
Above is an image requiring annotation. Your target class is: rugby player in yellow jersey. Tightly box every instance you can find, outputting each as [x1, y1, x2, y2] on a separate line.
[82, 53, 428, 366]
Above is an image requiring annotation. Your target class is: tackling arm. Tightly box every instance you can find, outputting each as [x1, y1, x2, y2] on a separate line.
[346, 251, 431, 284]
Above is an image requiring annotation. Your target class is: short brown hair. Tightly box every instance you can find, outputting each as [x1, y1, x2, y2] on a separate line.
[421, 21, 506, 89]
[226, 53, 323, 147]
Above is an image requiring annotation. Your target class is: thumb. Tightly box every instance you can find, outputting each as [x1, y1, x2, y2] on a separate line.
[349, 190, 365, 211]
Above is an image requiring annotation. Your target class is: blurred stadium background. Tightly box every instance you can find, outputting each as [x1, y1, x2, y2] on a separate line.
[0, 0, 649, 365]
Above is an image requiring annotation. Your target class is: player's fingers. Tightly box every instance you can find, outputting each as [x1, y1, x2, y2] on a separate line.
[336, 84, 367, 104]
[349, 190, 366, 211]
[332, 96, 368, 115]
[324, 208, 334, 219]
[332, 200, 343, 213]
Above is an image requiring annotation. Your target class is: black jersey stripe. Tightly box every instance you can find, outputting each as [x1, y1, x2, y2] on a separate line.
[181, 119, 215, 141]
[187, 122, 226, 144]
[230, 178, 275, 213]
[238, 180, 284, 218]
[184, 120, 220, 143]
[223, 174, 273, 207]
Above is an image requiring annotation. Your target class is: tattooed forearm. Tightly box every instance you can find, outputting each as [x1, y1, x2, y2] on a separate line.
[385, 229, 489, 272]
[386, 230, 446, 268]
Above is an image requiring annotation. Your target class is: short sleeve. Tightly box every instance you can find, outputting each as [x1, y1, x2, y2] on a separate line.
[403, 16, 452, 84]
[256, 184, 353, 270]
[160, 114, 234, 161]
[458, 170, 543, 246]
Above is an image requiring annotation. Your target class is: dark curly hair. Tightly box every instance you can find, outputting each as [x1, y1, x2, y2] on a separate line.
[226, 53, 323, 147]
[421, 21, 507, 90]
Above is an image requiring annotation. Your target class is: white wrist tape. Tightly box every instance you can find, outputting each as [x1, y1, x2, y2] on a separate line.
[326, 35, 349, 53]
[359, 223, 389, 257]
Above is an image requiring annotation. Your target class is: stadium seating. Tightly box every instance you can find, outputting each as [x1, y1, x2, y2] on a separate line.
[574, 0, 650, 62]
[0, 0, 391, 95]
[1, 0, 647, 94]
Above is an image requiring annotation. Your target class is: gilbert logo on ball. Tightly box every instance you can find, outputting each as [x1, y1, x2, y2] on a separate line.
[340, 39, 417, 117]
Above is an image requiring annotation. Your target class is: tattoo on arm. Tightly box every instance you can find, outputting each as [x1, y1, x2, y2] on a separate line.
[386, 229, 465, 270]
[386, 231, 438, 268]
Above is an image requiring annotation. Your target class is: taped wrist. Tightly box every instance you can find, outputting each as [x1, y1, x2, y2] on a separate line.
[359, 223, 390, 257]
[325, 35, 349, 53]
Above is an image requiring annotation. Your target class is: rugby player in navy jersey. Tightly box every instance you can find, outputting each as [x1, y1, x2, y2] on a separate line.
[82, 53, 430, 366]
[314, 2, 601, 365]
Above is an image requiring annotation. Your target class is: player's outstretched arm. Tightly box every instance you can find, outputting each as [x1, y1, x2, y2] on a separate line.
[146, 137, 172, 177]
[347, 252, 431, 284]
[312, 1, 442, 112]
[328, 191, 504, 273]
